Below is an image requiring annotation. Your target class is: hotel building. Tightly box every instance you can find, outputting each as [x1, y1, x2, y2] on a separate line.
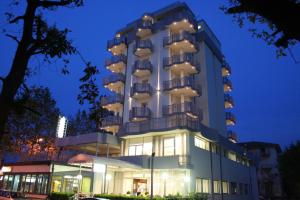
[0, 2, 258, 200]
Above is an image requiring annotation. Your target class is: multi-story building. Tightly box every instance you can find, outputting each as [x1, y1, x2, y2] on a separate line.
[0, 2, 258, 200]
[239, 141, 283, 199]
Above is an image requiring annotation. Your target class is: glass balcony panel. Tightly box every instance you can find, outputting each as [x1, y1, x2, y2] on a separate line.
[107, 37, 127, 55]
[223, 77, 232, 92]
[105, 55, 127, 73]
[163, 53, 200, 74]
[100, 94, 124, 112]
[162, 102, 202, 119]
[103, 73, 125, 93]
[225, 112, 236, 126]
[129, 107, 151, 121]
[136, 20, 153, 38]
[133, 39, 153, 57]
[132, 59, 152, 77]
[130, 83, 153, 100]
[163, 31, 197, 53]
[101, 116, 123, 134]
[163, 76, 201, 97]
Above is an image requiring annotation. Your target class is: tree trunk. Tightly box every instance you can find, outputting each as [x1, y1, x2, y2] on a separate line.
[0, 1, 38, 163]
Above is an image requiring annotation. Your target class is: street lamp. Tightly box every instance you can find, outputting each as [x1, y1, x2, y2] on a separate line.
[150, 152, 155, 200]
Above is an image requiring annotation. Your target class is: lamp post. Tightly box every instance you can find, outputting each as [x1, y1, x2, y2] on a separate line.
[150, 152, 155, 200]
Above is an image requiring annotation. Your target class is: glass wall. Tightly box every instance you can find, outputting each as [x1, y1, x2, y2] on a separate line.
[1, 173, 49, 194]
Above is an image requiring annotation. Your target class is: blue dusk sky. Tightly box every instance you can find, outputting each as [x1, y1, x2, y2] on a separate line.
[1, 1, 299, 148]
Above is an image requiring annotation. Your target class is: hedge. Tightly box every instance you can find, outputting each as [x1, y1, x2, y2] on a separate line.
[94, 193, 207, 200]
[48, 192, 74, 200]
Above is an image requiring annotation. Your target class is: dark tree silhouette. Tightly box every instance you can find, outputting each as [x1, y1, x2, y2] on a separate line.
[279, 141, 300, 199]
[221, 0, 300, 57]
[5, 86, 60, 161]
[0, 0, 101, 164]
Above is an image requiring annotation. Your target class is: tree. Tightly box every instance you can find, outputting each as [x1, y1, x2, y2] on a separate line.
[68, 96, 113, 136]
[0, 0, 100, 163]
[279, 141, 300, 199]
[5, 86, 61, 161]
[221, 0, 300, 57]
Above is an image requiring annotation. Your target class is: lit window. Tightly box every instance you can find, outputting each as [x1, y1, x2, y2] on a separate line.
[143, 142, 152, 155]
[164, 137, 175, 156]
[230, 182, 237, 194]
[128, 144, 143, 156]
[213, 180, 220, 194]
[228, 151, 237, 161]
[195, 136, 208, 150]
[222, 181, 229, 194]
[195, 178, 210, 194]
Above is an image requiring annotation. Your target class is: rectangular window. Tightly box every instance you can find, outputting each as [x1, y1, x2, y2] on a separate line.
[163, 137, 175, 156]
[195, 137, 209, 150]
[211, 143, 220, 154]
[128, 144, 143, 156]
[222, 181, 229, 194]
[239, 183, 244, 195]
[228, 151, 237, 161]
[128, 137, 152, 156]
[195, 178, 210, 193]
[213, 180, 221, 194]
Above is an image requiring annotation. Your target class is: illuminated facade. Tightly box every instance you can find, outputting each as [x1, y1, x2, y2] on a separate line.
[0, 2, 258, 200]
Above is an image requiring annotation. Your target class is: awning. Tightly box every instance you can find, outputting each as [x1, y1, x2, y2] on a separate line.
[68, 154, 142, 170]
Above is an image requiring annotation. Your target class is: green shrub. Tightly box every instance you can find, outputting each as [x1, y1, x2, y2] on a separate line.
[48, 192, 74, 200]
[94, 194, 206, 200]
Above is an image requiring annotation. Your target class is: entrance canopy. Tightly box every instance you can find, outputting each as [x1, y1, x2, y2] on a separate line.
[68, 154, 142, 171]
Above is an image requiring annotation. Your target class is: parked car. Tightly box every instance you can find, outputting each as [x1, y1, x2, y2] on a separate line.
[0, 190, 25, 200]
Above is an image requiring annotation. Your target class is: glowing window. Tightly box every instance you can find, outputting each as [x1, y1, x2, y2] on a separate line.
[213, 180, 221, 194]
[195, 137, 209, 150]
[222, 181, 229, 194]
[163, 137, 175, 156]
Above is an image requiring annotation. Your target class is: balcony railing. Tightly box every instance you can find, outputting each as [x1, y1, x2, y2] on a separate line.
[166, 11, 197, 30]
[163, 76, 201, 94]
[100, 94, 124, 107]
[107, 37, 126, 50]
[163, 53, 200, 71]
[137, 20, 152, 30]
[102, 116, 123, 127]
[224, 94, 234, 108]
[133, 39, 153, 55]
[132, 60, 152, 74]
[163, 31, 196, 47]
[105, 54, 127, 67]
[103, 73, 125, 86]
[222, 62, 231, 76]
[130, 83, 153, 97]
[129, 107, 151, 120]
[162, 102, 201, 118]
[226, 112, 236, 125]
[119, 113, 200, 136]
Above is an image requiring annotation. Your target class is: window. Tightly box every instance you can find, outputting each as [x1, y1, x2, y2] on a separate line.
[211, 143, 220, 154]
[195, 136, 209, 150]
[222, 181, 229, 194]
[163, 137, 175, 156]
[195, 178, 210, 194]
[213, 180, 221, 194]
[244, 184, 249, 195]
[128, 144, 143, 156]
[239, 183, 244, 195]
[230, 182, 237, 194]
[227, 151, 237, 161]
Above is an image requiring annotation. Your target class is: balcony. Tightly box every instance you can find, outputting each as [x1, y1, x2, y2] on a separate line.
[222, 62, 231, 77]
[224, 94, 234, 109]
[132, 59, 152, 77]
[118, 113, 200, 136]
[133, 39, 153, 57]
[163, 76, 201, 97]
[227, 130, 237, 143]
[103, 73, 125, 93]
[223, 77, 232, 92]
[136, 20, 153, 38]
[105, 54, 127, 73]
[166, 12, 197, 33]
[162, 102, 202, 118]
[130, 83, 153, 100]
[163, 31, 197, 53]
[107, 37, 126, 55]
[101, 116, 123, 134]
[129, 107, 151, 121]
[163, 53, 200, 75]
[100, 94, 124, 112]
[226, 112, 236, 126]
